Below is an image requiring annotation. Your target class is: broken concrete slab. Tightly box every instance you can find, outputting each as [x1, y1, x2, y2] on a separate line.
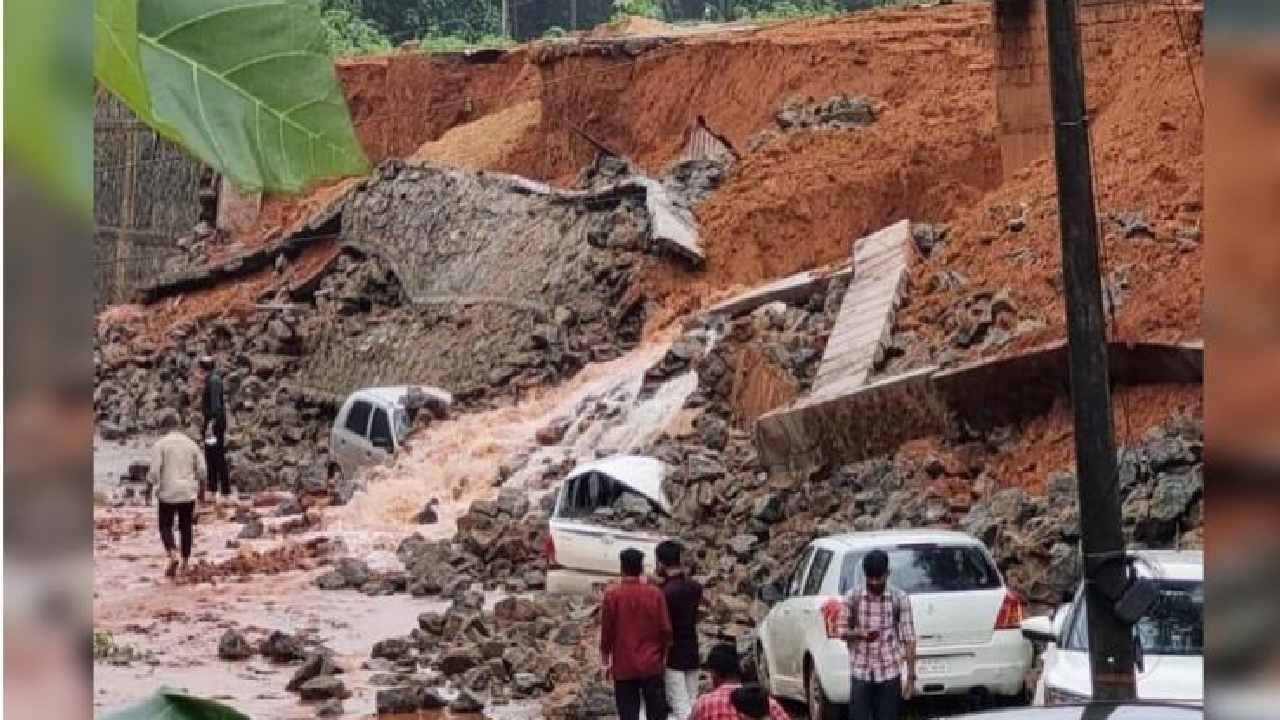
[638, 177, 704, 268]
[812, 219, 915, 395]
[679, 116, 740, 166]
[756, 340, 1203, 473]
[702, 262, 853, 320]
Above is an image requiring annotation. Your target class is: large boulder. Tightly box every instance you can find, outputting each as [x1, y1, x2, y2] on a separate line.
[299, 676, 350, 702]
[438, 648, 482, 676]
[260, 630, 305, 662]
[237, 514, 264, 540]
[288, 654, 338, 692]
[314, 570, 348, 591]
[450, 689, 485, 714]
[1149, 467, 1202, 523]
[375, 687, 418, 715]
[496, 488, 531, 518]
[217, 630, 253, 661]
[334, 557, 371, 587]
[371, 637, 412, 661]
[494, 596, 542, 623]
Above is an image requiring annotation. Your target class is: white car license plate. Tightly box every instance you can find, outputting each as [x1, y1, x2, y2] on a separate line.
[917, 658, 950, 676]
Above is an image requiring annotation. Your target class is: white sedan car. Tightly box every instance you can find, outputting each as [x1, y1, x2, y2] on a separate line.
[1021, 550, 1203, 705]
[754, 530, 1034, 720]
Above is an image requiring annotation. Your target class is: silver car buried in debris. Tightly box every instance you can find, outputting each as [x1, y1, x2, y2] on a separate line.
[329, 385, 452, 482]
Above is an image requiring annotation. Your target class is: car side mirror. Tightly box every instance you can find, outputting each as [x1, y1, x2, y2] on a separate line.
[1021, 615, 1057, 645]
[757, 581, 785, 607]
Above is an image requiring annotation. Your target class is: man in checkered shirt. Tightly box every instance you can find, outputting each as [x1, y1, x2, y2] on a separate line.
[836, 549, 917, 720]
[689, 644, 789, 720]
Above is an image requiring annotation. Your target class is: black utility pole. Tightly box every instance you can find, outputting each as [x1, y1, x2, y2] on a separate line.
[1044, 0, 1137, 701]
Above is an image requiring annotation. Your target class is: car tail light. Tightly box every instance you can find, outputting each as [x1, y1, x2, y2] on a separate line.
[543, 534, 556, 565]
[995, 591, 1025, 630]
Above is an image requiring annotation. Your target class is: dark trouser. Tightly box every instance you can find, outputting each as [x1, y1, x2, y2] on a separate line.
[204, 418, 230, 496]
[158, 501, 195, 559]
[614, 675, 668, 720]
[850, 676, 902, 720]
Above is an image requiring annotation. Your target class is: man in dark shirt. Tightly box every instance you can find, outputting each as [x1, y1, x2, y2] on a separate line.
[198, 355, 231, 504]
[657, 540, 705, 720]
[601, 547, 672, 720]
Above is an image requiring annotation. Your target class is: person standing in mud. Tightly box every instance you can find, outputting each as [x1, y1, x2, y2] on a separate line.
[600, 547, 672, 720]
[198, 355, 231, 505]
[656, 540, 706, 720]
[147, 412, 206, 579]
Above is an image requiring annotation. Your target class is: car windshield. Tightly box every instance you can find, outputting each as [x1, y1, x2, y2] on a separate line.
[394, 407, 411, 441]
[839, 543, 1002, 594]
[1065, 580, 1204, 656]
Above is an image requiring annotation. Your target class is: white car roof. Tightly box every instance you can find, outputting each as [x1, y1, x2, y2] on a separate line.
[352, 385, 453, 408]
[815, 529, 984, 552]
[567, 454, 669, 512]
[1134, 550, 1203, 581]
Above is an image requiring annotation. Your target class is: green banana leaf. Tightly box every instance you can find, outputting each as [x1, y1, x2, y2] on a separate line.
[102, 688, 251, 720]
[7, 0, 94, 216]
[94, 0, 370, 194]
[94, 0, 157, 129]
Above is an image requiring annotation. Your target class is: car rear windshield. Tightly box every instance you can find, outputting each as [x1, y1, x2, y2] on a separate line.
[1064, 580, 1204, 656]
[839, 544, 1002, 594]
[555, 471, 666, 520]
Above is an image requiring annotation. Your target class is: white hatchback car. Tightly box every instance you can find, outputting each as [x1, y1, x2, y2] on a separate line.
[329, 385, 451, 481]
[755, 530, 1033, 720]
[545, 455, 673, 594]
[1022, 550, 1203, 705]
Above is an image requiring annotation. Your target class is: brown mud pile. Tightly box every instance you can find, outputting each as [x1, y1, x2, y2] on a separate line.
[895, 5, 1204, 364]
[182, 537, 338, 585]
[909, 383, 1203, 497]
[98, 239, 340, 350]
[410, 100, 544, 170]
[336, 51, 541, 165]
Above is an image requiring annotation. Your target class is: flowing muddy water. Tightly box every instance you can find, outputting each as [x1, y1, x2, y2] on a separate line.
[93, 336, 702, 719]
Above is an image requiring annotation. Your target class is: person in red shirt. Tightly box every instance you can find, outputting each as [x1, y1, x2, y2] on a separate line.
[689, 644, 790, 720]
[601, 547, 673, 720]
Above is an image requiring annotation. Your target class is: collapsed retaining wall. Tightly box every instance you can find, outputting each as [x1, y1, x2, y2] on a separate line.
[290, 160, 700, 403]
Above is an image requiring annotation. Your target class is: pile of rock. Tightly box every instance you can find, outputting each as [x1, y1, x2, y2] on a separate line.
[217, 628, 350, 712]
[314, 488, 549, 599]
[94, 250, 408, 496]
[646, 414, 1203, 616]
[368, 593, 599, 715]
[776, 94, 878, 131]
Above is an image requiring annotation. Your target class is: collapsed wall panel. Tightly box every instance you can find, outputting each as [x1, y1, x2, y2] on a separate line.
[811, 220, 915, 396]
[756, 340, 1203, 473]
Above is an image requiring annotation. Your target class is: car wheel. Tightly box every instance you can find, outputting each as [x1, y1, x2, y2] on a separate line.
[805, 662, 841, 720]
[756, 643, 773, 696]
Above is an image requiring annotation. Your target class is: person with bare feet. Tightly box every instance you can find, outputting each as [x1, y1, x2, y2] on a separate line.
[147, 412, 206, 580]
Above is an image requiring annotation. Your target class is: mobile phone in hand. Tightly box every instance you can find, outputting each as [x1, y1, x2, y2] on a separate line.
[866, 630, 880, 641]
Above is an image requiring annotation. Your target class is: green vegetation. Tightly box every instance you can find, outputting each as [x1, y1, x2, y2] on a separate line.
[612, 0, 666, 22]
[321, 3, 396, 56]
[417, 32, 515, 52]
[103, 689, 250, 720]
[93, 0, 369, 194]
[93, 630, 115, 659]
[746, 2, 844, 21]
[326, 1, 505, 44]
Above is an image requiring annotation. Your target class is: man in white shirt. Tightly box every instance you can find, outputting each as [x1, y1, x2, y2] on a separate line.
[146, 413, 207, 579]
